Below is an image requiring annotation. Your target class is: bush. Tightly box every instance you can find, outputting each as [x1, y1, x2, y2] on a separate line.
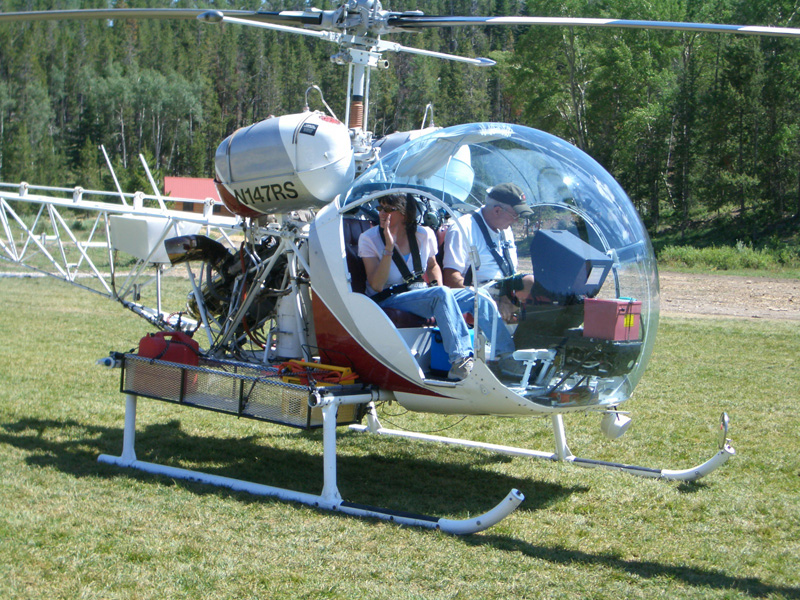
[658, 242, 799, 271]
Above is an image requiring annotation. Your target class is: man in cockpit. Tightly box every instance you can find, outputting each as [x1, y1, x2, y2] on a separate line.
[442, 183, 535, 364]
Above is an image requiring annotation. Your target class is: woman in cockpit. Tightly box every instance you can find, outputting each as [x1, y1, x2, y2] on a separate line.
[358, 193, 474, 380]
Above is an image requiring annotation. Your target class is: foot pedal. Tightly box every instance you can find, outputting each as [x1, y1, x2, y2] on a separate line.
[511, 348, 557, 386]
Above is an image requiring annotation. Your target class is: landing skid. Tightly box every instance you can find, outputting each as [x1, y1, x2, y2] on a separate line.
[350, 405, 735, 482]
[98, 393, 523, 534]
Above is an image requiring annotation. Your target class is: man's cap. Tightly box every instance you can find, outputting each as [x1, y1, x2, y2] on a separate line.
[487, 183, 532, 218]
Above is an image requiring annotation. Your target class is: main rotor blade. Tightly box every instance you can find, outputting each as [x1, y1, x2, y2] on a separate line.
[0, 8, 254, 23]
[386, 15, 800, 39]
[376, 40, 495, 66]
[203, 12, 340, 43]
[245, 11, 329, 28]
[0, 7, 336, 29]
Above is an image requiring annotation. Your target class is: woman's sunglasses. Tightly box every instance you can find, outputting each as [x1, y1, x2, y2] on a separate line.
[378, 204, 403, 213]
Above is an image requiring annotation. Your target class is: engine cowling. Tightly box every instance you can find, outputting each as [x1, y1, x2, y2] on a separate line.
[214, 112, 355, 217]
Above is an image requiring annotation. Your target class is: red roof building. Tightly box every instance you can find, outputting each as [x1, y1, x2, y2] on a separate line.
[163, 177, 232, 216]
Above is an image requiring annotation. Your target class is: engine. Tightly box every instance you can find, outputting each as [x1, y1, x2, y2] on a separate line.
[213, 111, 355, 218]
[165, 234, 287, 343]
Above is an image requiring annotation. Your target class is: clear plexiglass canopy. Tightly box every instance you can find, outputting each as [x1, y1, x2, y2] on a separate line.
[342, 122, 659, 401]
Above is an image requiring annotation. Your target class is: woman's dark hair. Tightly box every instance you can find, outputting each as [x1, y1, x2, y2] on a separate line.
[381, 193, 417, 237]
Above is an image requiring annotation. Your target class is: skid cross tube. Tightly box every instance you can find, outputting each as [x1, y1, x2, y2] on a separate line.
[351, 408, 735, 482]
[98, 393, 523, 534]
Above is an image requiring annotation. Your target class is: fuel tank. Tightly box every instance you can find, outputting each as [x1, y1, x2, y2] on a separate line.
[214, 111, 355, 217]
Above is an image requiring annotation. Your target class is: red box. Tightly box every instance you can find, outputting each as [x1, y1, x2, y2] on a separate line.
[583, 298, 642, 341]
[129, 331, 200, 398]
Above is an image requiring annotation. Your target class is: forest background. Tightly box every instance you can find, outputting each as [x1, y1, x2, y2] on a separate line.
[1, 0, 799, 258]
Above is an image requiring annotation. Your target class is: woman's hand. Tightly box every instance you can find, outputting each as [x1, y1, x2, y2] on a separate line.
[363, 215, 397, 293]
[382, 213, 395, 251]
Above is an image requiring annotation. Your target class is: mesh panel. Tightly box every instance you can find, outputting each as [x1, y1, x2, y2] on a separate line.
[124, 360, 186, 402]
[121, 355, 364, 429]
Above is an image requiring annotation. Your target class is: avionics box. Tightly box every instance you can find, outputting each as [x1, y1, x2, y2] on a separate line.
[530, 229, 612, 297]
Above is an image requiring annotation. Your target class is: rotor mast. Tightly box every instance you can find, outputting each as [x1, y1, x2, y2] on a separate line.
[344, 58, 375, 170]
[200, 0, 493, 173]
[331, 0, 391, 171]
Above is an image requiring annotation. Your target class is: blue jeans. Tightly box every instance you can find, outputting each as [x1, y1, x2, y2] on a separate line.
[378, 286, 472, 364]
[452, 288, 515, 357]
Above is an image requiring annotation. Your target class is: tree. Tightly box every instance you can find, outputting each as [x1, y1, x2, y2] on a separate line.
[0, 81, 13, 177]
[2, 0, 800, 234]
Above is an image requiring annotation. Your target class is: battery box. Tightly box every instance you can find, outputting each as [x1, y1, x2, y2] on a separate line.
[121, 355, 366, 429]
[583, 298, 642, 341]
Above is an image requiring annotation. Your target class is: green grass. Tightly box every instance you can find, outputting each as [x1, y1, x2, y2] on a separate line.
[1, 278, 799, 599]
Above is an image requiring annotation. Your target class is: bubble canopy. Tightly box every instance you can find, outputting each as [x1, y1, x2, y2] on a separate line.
[342, 122, 659, 399]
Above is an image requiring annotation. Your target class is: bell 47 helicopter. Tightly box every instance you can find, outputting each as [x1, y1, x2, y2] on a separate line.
[2, 1, 795, 534]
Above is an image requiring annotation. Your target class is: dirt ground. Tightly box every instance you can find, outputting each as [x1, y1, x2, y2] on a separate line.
[659, 271, 800, 321]
[2, 269, 797, 321]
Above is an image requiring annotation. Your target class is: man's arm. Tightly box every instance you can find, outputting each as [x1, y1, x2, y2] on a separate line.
[441, 220, 470, 289]
[515, 274, 535, 303]
[497, 295, 519, 322]
[426, 257, 443, 286]
[443, 267, 466, 288]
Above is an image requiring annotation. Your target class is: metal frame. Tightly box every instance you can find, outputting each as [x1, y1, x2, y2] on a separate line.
[0, 182, 239, 320]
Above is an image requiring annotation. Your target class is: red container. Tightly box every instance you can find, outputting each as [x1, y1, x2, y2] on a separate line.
[130, 332, 200, 399]
[583, 298, 642, 341]
[137, 331, 199, 366]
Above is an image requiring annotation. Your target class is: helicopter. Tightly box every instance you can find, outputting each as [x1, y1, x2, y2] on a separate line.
[2, 1, 795, 534]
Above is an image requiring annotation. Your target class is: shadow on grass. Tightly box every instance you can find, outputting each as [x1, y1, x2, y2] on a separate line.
[676, 480, 709, 494]
[0, 416, 577, 518]
[466, 534, 800, 599]
[3, 417, 796, 598]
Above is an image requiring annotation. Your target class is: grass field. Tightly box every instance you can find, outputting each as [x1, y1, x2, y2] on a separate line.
[1, 277, 798, 599]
